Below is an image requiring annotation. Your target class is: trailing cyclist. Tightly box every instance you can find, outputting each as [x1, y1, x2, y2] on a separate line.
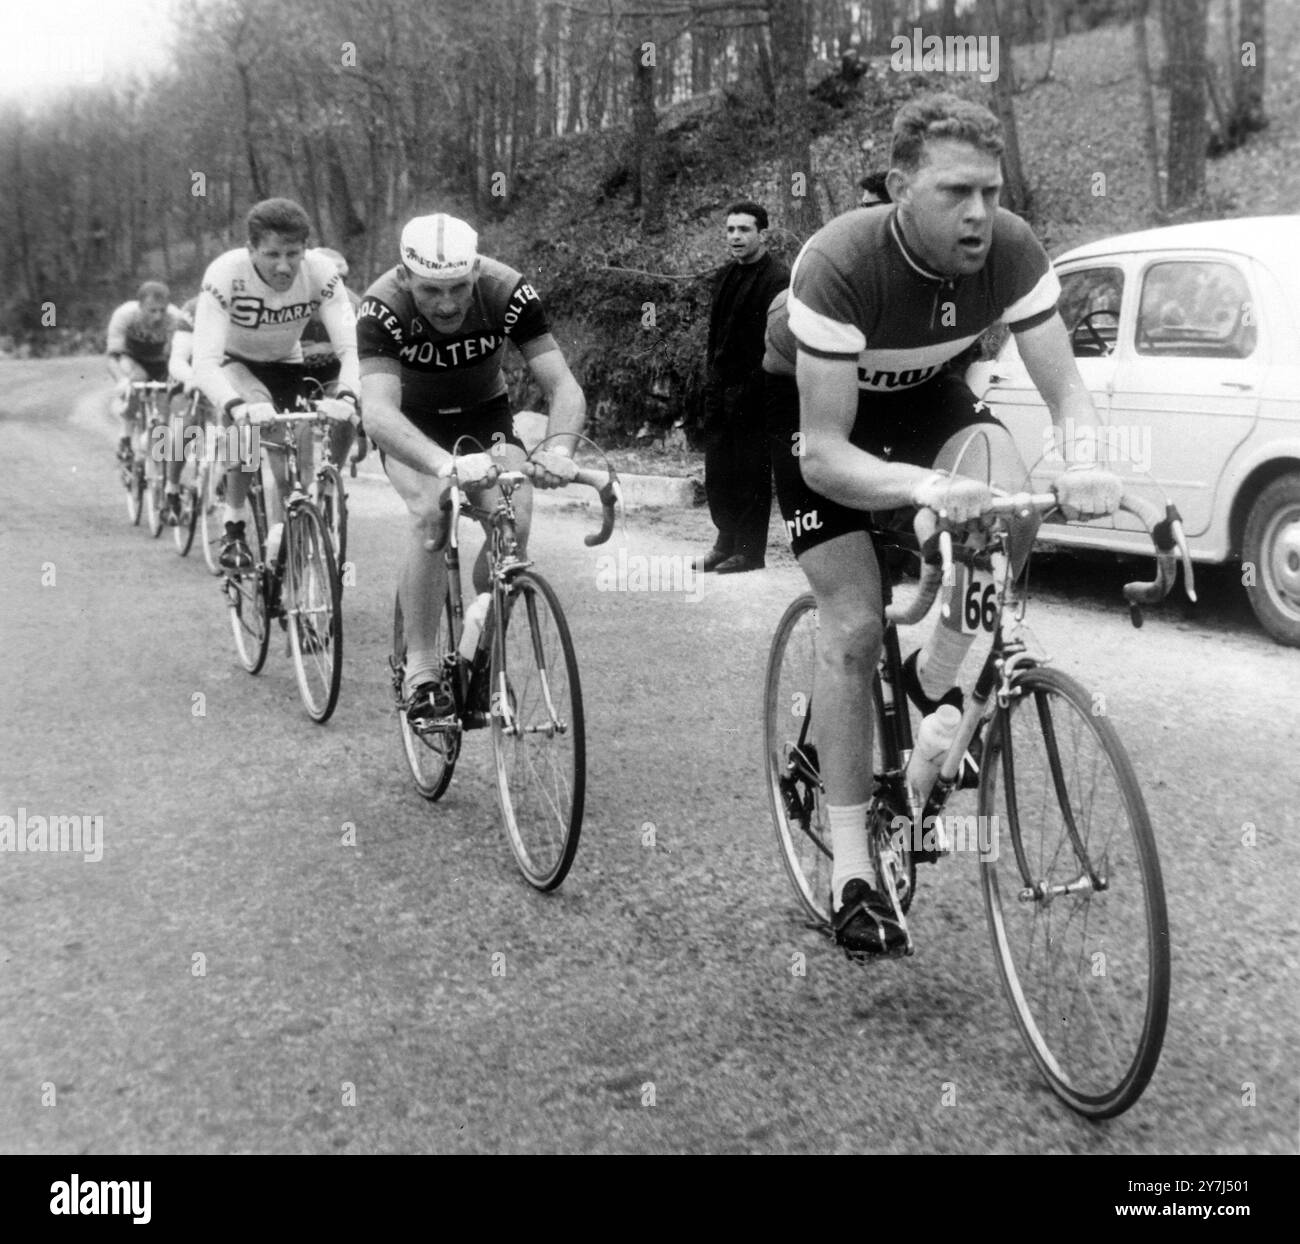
[763, 93, 1124, 956]
[356, 213, 585, 730]
[105, 281, 186, 464]
[191, 198, 360, 571]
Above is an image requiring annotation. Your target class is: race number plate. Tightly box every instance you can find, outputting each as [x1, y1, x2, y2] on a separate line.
[960, 562, 999, 636]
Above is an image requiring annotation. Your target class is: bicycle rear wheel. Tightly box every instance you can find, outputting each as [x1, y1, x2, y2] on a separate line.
[763, 594, 903, 925]
[392, 595, 459, 801]
[226, 490, 270, 674]
[490, 570, 584, 891]
[285, 501, 342, 723]
[313, 463, 348, 572]
[978, 664, 1170, 1119]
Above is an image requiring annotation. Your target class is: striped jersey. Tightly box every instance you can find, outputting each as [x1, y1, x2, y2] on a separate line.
[764, 205, 1059, 391]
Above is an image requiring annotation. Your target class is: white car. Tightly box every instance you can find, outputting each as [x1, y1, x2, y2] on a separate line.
[968, 215, 1300, 646]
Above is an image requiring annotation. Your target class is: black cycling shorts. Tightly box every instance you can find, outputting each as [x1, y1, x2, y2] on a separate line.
[405, 392, 525, 456]
[765, 370, 1004, 557]
[222, 355, 311, 414]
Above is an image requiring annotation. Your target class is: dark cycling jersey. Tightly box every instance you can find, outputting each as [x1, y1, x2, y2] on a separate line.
[762, 205, 1060, 556]
[763, 204, 1059, 388]
[356, 258, 554, 424]
[106, 300, 186, 367]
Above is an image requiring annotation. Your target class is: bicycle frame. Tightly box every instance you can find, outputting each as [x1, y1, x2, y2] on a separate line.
[438, 469, 533, 730]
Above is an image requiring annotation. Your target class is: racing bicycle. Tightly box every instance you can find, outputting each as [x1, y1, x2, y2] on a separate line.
[763, 480, 1195, 1118]
[119, 380, 170, 531]
[391, 441, 620, 891]
[223, 405, 347, 723]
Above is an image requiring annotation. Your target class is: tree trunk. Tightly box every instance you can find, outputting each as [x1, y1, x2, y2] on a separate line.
[1131, 0, 1163, 217]
[322, 131, 367, 247]
[1233, 0, 1267, 135]
[768, 0, 819, 239]
[984, 0, 1031, 214]
[1162, 0, 1208, 209]
[235, 60, 267, 200]
[631, 29, 663, 232]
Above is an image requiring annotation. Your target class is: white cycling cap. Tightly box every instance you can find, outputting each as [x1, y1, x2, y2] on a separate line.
[400, 213, 479, 281]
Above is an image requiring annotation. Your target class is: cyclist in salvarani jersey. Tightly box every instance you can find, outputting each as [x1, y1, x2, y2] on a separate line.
[191, 197, 360, 571]
[763, 94, 1125, 956]
[356, 213, 585, 729]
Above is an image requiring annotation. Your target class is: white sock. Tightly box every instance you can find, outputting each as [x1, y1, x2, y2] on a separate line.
[829, 802, 873, 909]
[403, 649, 442, 698]
[223, 504, 247, 526]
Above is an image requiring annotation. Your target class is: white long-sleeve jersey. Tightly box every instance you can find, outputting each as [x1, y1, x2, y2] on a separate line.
[193, 248, 359, 410]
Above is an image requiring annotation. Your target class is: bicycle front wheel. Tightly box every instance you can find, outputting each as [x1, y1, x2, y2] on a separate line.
[144, 461, 165, 538]
[126, 461, 144, 525]
[174, 449, 200, 556]
[978, 665, 1170, 1119]
[490, 570, 584, 891]
[314, 463, 348, 572]
[227, 491, 269, 674]
[285, 502, 342, 723]
[199, 462, 224, 575]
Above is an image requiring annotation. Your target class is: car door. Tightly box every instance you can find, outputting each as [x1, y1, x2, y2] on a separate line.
[973, 262, 1125, 527]
[1107, 253, 1263, 537]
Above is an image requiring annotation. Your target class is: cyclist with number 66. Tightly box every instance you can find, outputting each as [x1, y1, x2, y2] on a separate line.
[357, 213, 585, 730]
[763, 93, 1125, 957]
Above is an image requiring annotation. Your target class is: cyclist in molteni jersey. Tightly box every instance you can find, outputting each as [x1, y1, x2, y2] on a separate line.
[105, 280, 186, 462]
[763, 93, 1125, 956]
[190, 197, 360, 571]
[356, 213, 585, 730]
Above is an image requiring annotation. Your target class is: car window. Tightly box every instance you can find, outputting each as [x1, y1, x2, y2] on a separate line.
[1059, 266, 1124, 357]
[1135, 260, 1256, 358]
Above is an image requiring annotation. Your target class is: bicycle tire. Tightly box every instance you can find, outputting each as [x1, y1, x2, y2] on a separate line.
[392, 594, 458, 801]
[144, 458, 165, 539]
[126, 460, 144, 526]
[978, 664, 1170, 1119]
[285, 501, 343, 723]
[490, 570, 584, 891]
[227, 488, 270, 674]
[174, 439, 200, 557]
[314, 463, 348, 573]
[764, 594, 907, 926]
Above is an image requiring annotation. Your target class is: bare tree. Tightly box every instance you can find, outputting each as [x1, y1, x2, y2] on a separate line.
[1161, 0, 1208, 209]
[768, 0, 819, 238]
[983, 0, 1031, 214]
[1131, 0, 1163, 217]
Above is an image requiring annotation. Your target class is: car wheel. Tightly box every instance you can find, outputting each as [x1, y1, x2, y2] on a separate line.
[1242, 473, 1300, 647]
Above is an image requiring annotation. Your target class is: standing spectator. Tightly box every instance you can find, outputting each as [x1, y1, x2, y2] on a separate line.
[698, 201, 789, 574]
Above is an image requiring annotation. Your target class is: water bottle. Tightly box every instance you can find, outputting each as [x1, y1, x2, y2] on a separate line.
[457, 593, 492, 662]
[906, 703, 962, 808]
